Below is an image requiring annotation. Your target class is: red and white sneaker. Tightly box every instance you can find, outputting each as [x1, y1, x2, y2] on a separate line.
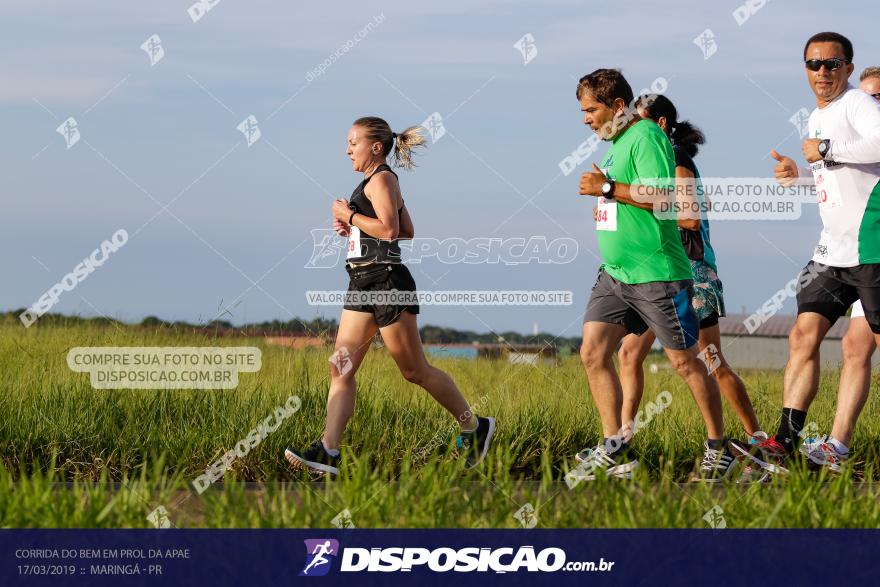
[731, 436, 790, 475]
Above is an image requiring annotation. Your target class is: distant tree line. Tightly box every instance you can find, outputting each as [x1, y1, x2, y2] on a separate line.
[3, 310, 582, 349]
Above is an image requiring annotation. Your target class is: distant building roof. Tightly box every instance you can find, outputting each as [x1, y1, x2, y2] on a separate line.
[719, 314, 851, 340]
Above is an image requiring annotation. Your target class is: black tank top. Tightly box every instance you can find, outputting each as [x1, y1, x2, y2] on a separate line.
[346, 163, 404, 265]
[673, 146, 705, 262]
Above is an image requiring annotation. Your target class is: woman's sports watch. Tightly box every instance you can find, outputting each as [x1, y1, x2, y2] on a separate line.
[818, 139, 831, 160]
[601, 179, 616, 199]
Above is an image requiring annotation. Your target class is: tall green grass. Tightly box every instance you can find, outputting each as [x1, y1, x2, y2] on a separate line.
[2, 322, 879, 528]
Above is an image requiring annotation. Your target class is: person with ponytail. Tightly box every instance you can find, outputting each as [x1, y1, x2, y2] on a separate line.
[615, 94, 766, 456]
[284, 116, 495, 475]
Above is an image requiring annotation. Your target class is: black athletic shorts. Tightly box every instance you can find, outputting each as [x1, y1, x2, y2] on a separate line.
[796, 261, 880, 333]
[343, 263, 419, 327]
[699, 310, 719, 329]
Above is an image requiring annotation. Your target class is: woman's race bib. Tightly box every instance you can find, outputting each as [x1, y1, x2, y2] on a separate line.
[347, 226, 363, 259]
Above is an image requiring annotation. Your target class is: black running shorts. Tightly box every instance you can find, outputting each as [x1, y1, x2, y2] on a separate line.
[796, 261, 880, 333]
[343, 263, 420, 327]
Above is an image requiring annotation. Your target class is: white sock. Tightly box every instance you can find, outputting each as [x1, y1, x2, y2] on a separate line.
[827, 437, 849, 455]
[322, 441, 340, 457]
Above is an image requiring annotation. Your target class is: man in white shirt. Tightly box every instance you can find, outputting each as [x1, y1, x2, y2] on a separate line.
[736, 32, 880, 474]
[799, 67, 880, 472]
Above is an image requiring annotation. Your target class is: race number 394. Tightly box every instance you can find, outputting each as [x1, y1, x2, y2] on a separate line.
[596, 197, 618, 231]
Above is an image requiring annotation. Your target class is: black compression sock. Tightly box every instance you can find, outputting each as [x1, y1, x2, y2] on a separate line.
[775, 408, 807, 453]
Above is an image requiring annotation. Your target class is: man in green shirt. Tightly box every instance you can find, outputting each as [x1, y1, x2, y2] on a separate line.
[571, 69, 736, 483]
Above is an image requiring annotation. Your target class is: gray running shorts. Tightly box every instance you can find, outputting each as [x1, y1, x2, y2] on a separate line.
[584, 270, 699, 350]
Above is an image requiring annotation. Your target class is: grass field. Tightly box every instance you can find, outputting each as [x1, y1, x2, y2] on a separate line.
[3, 316, 880, 528]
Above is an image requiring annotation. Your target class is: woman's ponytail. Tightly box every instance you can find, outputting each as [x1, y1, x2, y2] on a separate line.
[353, 117, 427, 170]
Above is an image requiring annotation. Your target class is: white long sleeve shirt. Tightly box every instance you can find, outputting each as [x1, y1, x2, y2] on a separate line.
[808, 85, 880, 267]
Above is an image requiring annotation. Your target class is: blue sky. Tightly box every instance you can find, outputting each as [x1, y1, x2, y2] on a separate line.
[3, 1, 878, 337]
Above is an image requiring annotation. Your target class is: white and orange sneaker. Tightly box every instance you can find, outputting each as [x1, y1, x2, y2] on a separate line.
[801, 438, 848, 473]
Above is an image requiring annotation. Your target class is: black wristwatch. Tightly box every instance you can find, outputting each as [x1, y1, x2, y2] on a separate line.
[818, 139, 831, 160]
[601, 179, 616, 199]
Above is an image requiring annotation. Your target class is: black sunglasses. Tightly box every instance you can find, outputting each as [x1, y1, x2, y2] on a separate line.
[805, 58, 848, 72]
[872, 92, 880, 100]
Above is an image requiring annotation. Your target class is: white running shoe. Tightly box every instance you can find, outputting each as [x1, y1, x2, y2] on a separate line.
[568, 445, 638, 482]
[801, 439, 848, 473]
[692, 441, 737, 483]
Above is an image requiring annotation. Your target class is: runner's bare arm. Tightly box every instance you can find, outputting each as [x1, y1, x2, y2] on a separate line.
[335, 173, 401, 240]
[674, 166, 700, 231]
[580, 164, 664, 212]
[332, 217, 349, 236]
[769, 150, 812, 187]
[613, 184, 672, 211]
[398, 205, 414, 240]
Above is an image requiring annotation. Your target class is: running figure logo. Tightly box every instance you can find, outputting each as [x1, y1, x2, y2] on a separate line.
[140, 34, 165, 66]
[146, 505, 172, 528]
[305, 229, 345, 268]
[237, 115, 261, 147]
[789, 108, 811, 139]
[56, 117, 80, 149]
[420, 112, 446, 144]
[693, 29, 717, 61]
[329, 348, 353, 377]
[513, 33, 537, 65]
[513, 503, 538, 528]
[697, 344, 721, 375]
[330, 508, 356, 529]
[300, 539, 339, 577]
[703, 505, 726, 529]
[799, 421, 820, 441]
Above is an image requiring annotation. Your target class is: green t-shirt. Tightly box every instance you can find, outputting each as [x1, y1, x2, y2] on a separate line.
[597, 119, 692, 284]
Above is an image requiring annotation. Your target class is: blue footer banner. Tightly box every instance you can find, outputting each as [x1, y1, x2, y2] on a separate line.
[2, 529, 876, 586]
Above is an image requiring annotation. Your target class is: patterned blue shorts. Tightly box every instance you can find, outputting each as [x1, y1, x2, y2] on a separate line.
[691, 261, 725, 321]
